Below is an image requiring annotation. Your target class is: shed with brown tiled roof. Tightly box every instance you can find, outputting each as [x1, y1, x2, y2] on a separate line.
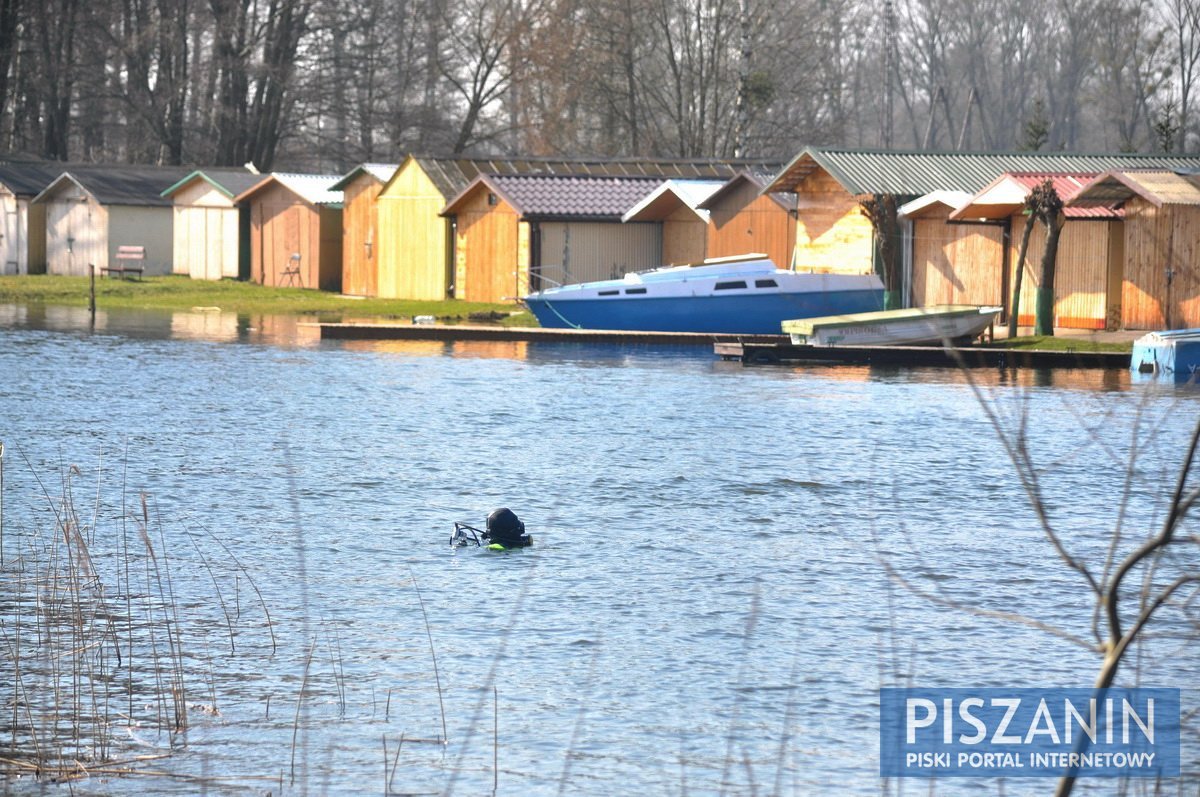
[375, 154, 778, 303]
[438, 173, 673, 302]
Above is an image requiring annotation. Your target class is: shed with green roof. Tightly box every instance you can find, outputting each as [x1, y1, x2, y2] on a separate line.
[162, 169, 265, 281]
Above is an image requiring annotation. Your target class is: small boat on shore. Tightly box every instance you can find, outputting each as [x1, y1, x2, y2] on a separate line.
[782, 304, 1002, 347]
[1131, 329, 1200, 380]
[522, 255, 885, 335]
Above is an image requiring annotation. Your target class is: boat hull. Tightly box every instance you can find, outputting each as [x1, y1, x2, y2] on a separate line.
[783, 305, 1002, 346]
[525, 260, 885, 334]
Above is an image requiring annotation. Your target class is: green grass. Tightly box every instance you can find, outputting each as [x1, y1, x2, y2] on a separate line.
[0, 274, 538, 326]
[984, 335, 1132, 354]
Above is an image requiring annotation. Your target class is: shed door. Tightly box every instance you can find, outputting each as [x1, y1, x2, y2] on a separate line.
[538, 222, 661, 285]
[0, 193, 18, 274]
[48, 199, 100, 275]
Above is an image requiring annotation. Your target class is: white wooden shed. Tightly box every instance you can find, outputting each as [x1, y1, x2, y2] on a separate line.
[0, 162, 69, 274]
[162, 169, 265, 280]
[32, 166, 196, 276]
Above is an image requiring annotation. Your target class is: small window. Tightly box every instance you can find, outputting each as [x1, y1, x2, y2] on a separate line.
[714, 280, 747, 290]
[598, 289, 619, 296]
[625, 287, 647, 295]
[755, 279, 778, 288]
[487, 192, 498, 206]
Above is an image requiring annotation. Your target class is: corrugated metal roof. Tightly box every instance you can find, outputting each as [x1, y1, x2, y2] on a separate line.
[330, 163, 399, 191]
[1071, 170, 1200, 207]
[765, 147, 1200, 196]
[411, 155, 784, 201]
[235, 173, 344, 206]
[622, 179, 726, 222]
[161, 169, 264, 199]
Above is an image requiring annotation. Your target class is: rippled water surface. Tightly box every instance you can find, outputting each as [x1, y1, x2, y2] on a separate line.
[1, 306, 1197, 795]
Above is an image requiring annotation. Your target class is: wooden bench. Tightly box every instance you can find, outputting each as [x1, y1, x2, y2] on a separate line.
[101, 246, 146, 280]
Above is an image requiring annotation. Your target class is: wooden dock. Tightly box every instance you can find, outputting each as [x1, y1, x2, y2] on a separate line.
[316, 323, 1130, 370]
[716, 341, 1131, 369]
[316, 322, 786, 346]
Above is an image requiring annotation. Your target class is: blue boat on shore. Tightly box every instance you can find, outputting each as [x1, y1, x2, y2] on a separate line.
[1131, 329, 1200, 381]
[523, 255, 885, 334]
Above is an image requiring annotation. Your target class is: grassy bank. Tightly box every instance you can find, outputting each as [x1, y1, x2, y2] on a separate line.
[0, 274, 538, 326]
[984, 335, 1133, 354]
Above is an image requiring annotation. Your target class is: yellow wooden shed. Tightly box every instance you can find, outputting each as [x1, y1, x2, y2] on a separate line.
[764, 148, 1200, 314]
[331, 163, 398, 297]
[234, 173, 344, 291]
[1070, 170, 1200, 330]
[162, 169, 264, 281]
[377, 155, 785, 301]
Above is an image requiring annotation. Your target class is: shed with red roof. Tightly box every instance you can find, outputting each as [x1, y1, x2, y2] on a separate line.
[950, 172, 1123, 330]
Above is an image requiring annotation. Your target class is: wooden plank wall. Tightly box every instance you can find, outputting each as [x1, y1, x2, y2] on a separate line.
[172, 180, 239, 280]
[341, 175, 381, 296]
[454, 189, 521, 302]
[1011, 217, 1115, 329]
[538, 221, 661, 284]
[250, 183, 323, 288]
[45, 188, 107, 275]
[793, 170, 875, 273]
[1122, 200, 1200, 329]
[0, 190, 20, 273]
[662, 205, 708, 265]
[910, 217, 1005, 307]
[707, 182, 794, 269]
[376, 163, 450, 300]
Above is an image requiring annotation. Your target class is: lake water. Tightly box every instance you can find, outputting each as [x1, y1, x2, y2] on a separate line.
[0, 305, 1197, 795]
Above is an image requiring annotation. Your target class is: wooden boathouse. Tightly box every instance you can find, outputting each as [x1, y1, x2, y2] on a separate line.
[234, 173, 344, 291]
[332, 163, 398, 297]
[162, 169, 263, 281]
[1070, 170, 1200, 330]
[33, 165, 194, 276]
[376, 156, 780, 303]
[949, 172, 1123, 330]
[763, 148, 1200, 321]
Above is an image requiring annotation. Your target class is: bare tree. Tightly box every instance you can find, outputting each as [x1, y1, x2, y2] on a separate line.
[1161, 0, 1200, 152]
[859, 193, 902, 310]
[1029, 179, 1064, 336]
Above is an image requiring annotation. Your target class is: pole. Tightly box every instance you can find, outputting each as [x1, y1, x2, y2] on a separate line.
[89, 264, 96, 327]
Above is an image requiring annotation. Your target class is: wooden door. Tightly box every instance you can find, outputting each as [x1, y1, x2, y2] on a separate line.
[0, 193, 18, 274]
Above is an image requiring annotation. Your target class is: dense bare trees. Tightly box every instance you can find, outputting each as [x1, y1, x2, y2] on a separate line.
[2, 0, 1200, 168]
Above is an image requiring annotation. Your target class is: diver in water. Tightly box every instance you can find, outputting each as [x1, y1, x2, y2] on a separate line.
[483, 507, 532, 549]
